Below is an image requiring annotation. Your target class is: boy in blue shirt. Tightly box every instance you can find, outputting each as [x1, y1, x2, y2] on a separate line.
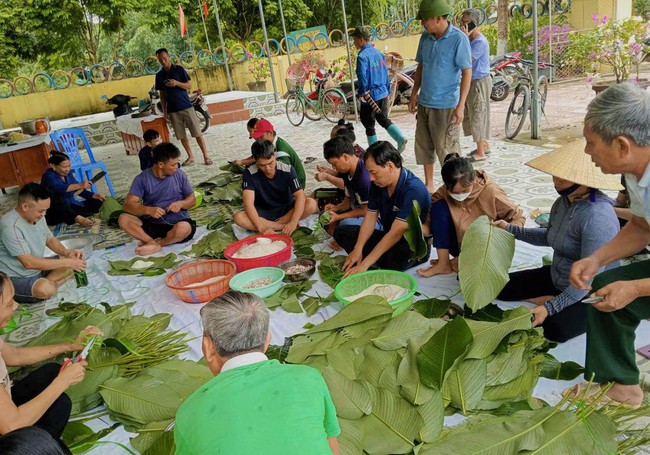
[138, 129, 162, 171]
[352, 27, 407, 153]
[234, 140, 318, 236]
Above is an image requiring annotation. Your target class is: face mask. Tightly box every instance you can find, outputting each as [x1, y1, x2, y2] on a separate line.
[450, 191, 471, 202]
[556, 183, 581, 197]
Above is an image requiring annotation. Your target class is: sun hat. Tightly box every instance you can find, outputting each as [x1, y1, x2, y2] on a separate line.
[350, 26, 371, 41]
[525, 139, 624, 191]
[251, 118, 275, 139]
[416, 0, 454, 20]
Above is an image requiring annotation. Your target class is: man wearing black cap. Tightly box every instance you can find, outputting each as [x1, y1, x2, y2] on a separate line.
[351, 27, 408, 153]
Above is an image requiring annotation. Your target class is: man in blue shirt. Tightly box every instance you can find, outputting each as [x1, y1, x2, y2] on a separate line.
[118, 142, 197, 256]
[461, 9, 492, 162]
[155, 48, 212, 167]
[351, 27, 408, 153]
[409, 0, 472, 193]
[335, 141, 431, 276]
[234, 140, 318, 236]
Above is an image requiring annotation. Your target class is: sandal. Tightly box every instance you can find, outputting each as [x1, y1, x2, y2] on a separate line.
[469, 149, 491, 156]
[204, 159, 214, 165]
[182, 159, 195, 167]
[564, 382, 642, 409]
[468, 155, 487, 163]
[304, 157, 317, 164]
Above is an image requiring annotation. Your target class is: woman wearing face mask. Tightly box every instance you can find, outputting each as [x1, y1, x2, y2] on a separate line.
[494, 140, 621, 342]
[41, 152, 105, 228]
[418, 153, 525, 277]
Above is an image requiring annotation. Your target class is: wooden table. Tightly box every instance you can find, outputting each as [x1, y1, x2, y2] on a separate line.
[0, 136, 54, 191]
[116, 115, 170, 156]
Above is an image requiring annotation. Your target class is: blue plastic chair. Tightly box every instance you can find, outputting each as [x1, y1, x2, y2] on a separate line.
[49, 127, 116, 197]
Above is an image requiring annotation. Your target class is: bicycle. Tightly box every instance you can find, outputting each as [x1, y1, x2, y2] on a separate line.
[504, 72, 549, 139]
[285, 64, 349, 126]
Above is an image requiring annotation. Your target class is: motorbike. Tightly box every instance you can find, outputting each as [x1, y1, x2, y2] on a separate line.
[339, 62, 418, 115]
[148, 86, 212, 133]
[490, 52, 554, 102]
[105, 94, 136, 118]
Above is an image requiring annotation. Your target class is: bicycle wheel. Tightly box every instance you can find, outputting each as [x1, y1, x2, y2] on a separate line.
[286, 93, 305, 126]
[51, 70, 71, 89]
[32, 72, 53, 92]
[305, 99, 322, 121]
[108, 61, 126, 80]
[0, 79, 14, 98]
[390, 20, 407, 37]
[126, 59, 145, 77]
[537, 75, 549, 113]
[505, 86, 530, 139]
[321, 88, 349, 123]
[13, 76, 34, 95]
[196, 109, 210, 133]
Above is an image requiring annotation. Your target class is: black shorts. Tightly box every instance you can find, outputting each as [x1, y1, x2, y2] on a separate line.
[142, 218, 197, 244]
[257, 203, 294, 222]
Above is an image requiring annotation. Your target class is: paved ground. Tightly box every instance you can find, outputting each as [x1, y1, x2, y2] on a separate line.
[0, 77, 604, 217]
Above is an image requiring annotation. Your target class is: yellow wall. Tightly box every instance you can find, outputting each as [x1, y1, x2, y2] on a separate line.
[0, 35, 421, 128]
[569, 0, 618, 30]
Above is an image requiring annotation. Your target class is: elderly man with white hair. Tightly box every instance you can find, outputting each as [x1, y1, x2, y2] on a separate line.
[570, 82, 650, 409]
[174, 291, 340, 454]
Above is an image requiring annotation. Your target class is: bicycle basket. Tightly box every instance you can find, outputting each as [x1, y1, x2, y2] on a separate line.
[286, 63, 307, 90]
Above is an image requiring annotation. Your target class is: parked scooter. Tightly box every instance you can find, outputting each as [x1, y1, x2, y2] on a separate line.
[148, 86, 211, 133]
[490, 52, 554, 102]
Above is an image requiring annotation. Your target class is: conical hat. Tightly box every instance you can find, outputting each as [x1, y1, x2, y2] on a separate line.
[525, 139, 623, 191]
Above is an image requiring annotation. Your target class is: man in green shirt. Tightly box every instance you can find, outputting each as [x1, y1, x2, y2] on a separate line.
[0, 183, 87, 303]
[175, 291, 340, 454]
[231, 118, 307, 188]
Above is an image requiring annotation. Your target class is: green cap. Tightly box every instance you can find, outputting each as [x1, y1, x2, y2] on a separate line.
[350, 26, 371, 40]
[416, 0, 454, 20]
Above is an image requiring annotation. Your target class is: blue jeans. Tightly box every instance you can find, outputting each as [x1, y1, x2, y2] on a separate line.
[339, 217, 383, 230]
[430, 199, 460, 257]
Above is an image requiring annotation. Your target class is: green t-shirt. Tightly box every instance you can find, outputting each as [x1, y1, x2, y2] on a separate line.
[174, 359, 340, 455]
[276, 137, 306, 189]
[0, 209, 52, 278]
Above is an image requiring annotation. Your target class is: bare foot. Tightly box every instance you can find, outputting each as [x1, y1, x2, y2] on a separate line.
[450, 257, 459, 273]
[262, 228, 275, 235]
[328, 240, 343, 251]
[182, 159, 195, 167]
[76, 216, 95, 227]
[417, 261, 453, 277]
[606, 383, 644, 407]
[135, 242, 162, 256]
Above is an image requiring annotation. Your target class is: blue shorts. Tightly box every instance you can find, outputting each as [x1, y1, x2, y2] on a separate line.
[11, 272, 48, 304]
[257, 203, 294, 222]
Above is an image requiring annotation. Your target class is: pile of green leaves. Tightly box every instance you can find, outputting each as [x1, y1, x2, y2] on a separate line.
[284, 297, 583, 454]
[107, 253, 179, 276]
[317, 254, 347, 289]
[196, 172, 243, 205]
[185, 226, 237, 258]
[404, 200, 429, 261]
[418, 386, 650, 454]
[219, 162, 245, 174]
[22, 303, 191, 417]
[291, 226, 328, 257]
[99, 359, 214, 455]
[263, 280, 334, 317]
